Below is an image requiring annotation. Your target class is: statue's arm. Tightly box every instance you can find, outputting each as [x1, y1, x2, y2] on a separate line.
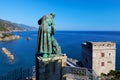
[51, 22, 56, 35]
[38, 18, 42, 25]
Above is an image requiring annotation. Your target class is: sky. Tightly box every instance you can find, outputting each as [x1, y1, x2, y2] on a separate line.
[0, 0, 120, 31]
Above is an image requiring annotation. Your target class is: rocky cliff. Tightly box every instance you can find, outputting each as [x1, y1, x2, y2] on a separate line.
[0, 19, 37, 32]
[0, 19, 23, 32]
[0, 33, 20, 41]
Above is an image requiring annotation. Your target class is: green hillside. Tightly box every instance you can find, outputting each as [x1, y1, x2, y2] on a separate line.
[0, 26, 7, 31]
[0, 19, 23, 32]
[0, 19, 37, 32]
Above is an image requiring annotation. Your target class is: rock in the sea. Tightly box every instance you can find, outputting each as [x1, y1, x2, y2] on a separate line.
[1, 47, 15, 61]
[0, 33, 20, 41]
[27, 37, 31, 40]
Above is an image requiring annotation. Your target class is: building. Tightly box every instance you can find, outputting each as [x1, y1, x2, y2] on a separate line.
[82, 41, 116, 76]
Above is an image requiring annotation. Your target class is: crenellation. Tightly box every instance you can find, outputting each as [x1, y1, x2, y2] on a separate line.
[91, 42, 116, 50]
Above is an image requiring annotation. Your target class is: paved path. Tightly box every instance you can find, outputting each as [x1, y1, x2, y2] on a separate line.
[67, 58, 79, 67]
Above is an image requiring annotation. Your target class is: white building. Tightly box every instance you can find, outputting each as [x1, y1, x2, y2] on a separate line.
[82, 42, 116, 76]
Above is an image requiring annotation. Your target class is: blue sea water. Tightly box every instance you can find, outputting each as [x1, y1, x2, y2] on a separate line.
[0, 31, 120, 74]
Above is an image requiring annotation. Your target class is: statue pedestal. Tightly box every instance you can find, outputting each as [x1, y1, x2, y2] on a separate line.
[36, 54, 67, 80]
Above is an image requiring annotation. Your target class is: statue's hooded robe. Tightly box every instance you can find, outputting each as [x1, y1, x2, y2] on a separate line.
[37, 14, 55, 54]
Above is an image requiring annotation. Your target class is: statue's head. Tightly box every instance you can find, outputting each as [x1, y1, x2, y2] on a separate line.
[50, 13, 55, 18]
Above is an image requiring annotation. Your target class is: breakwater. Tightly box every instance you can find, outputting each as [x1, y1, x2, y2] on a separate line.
[1, 47, 15, 61]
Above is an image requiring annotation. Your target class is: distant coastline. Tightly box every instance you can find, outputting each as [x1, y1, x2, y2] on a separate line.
[0, 19, 37, 33]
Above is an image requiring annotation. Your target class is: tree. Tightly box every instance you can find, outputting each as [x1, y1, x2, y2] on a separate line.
[101, 70, 120, 80]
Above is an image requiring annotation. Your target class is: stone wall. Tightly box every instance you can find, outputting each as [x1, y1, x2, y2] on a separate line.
[36, 54, 67, 80]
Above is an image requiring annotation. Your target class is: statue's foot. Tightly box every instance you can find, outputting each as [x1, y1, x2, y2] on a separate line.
[49, 54, 52, 57]
[43, 53, 48, 58]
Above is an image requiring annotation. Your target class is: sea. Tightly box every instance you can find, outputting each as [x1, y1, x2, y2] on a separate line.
[0, 31, 120, 74]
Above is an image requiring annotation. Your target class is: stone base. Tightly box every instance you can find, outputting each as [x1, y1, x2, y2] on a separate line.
[36, 54, 67, 80]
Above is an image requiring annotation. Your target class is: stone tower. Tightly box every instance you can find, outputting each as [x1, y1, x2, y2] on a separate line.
[82, 42, 116, 76]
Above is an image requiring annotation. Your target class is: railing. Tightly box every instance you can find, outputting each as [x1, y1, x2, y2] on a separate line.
[0, 66, 35, 80]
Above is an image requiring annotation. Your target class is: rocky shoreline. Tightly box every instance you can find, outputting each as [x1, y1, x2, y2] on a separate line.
[0, 33, 20, 41]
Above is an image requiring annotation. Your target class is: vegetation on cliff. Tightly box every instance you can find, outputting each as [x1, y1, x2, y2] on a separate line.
[0, 33, 20, 41]
[0, 19, 23, 32]
[101, 70, 120, 80]
[0, 19, 37, 41]
[0, 19, 37, 32]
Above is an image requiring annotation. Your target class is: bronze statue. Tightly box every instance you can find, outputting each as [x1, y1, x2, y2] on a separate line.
[37, 13, 61, 58]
